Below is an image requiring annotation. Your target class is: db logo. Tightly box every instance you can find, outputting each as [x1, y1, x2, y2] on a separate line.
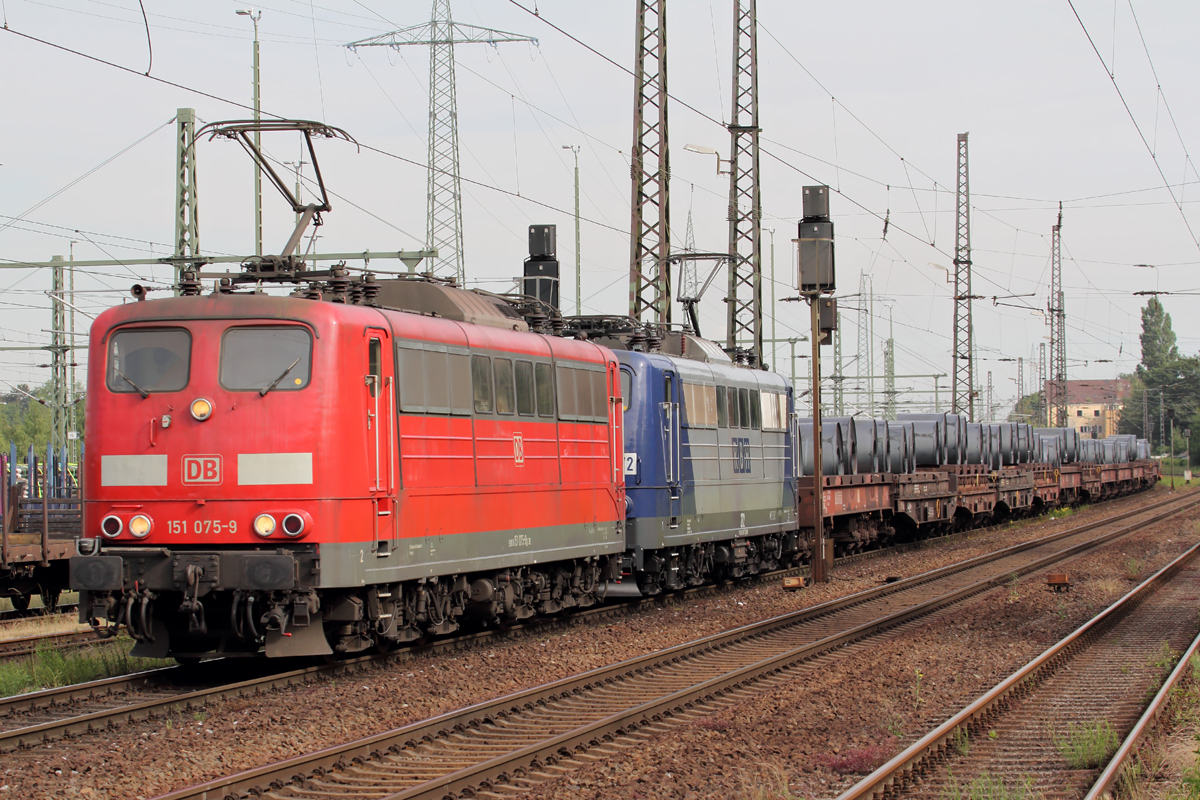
[182, 455, 222, 485]
[513, 433, 525, 467]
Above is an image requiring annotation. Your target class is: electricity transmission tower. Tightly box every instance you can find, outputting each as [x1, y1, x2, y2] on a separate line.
[884, 309, 896, 421]
[951, 132, 975, 421]
[724, 0, 762, 361]
[174, 108, 200, 294]
[1048, 204, 1068, 427]
[629, 0, 671, 326]
[1038, 342, 1048, 426]
[833, 310, 845, 415]
[1017, 356, 1024, 403]
[857, 273, 875, 415]
[347, 0, 536, 285]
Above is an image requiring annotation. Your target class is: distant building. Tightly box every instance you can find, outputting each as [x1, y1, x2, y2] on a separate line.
[1045, 379, 1130, 438]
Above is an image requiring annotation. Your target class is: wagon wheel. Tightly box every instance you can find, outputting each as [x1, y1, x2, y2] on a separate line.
[38, 584, 61, 614]
[10, 593, 31, 613]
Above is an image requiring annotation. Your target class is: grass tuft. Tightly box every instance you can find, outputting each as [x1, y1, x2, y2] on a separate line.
[1054, 720, 1119, 770]
[0, 638, 171, 699]
[943, 771, 1042, 800]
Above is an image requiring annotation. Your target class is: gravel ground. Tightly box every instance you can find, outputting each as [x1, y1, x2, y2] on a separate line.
[0, 487, 1189, 800]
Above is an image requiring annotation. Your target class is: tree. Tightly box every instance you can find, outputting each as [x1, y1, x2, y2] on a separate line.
[1137, 297, 1178, 379]
[1121, 299, 1200, 464]
[1009, 391, 1042, 423]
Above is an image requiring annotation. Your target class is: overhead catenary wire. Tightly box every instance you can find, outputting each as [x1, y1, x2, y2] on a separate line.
[1066, 0, 1200, 252]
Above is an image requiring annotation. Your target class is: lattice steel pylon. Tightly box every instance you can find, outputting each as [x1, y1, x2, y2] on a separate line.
[951, 132, 974, 421]
[884, 310, 896, 421]
[629, 0, 671, 325]
[1017, 356, 1024, 404]
[833, 311, 844, 415]
[49, 256, 68, 456]
[724, 0, 762, 361]
[1038, 342, 1048, 426]
[174, 108, 199, 294]
[347, 1, 536, 285]
[1048, 203, 1068, 427]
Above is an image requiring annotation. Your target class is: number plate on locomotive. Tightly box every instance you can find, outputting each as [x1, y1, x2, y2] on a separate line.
[167, 519, 239, 535]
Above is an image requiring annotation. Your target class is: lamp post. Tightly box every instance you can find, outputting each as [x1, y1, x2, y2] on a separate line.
[561, 144, 581, 315]
[236, 8, 263, 257]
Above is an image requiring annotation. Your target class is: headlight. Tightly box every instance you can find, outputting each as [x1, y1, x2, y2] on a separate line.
[253, 513, 276, 537]
[190, 397, 213, 421]
[282, 513, 305, 537]
[101, 515, 122, 538]
[128, 515, 152, 538]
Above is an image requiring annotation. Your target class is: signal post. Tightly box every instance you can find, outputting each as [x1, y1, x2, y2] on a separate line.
[798, 186, 836, 584]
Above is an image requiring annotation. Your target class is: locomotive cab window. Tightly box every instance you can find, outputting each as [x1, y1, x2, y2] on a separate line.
[220, 327, 312, 392]
[738, 388, 751, 429]
[620, 369, 632, 412]
[107, 328, 191, 394]
[716, 385, 728, 427]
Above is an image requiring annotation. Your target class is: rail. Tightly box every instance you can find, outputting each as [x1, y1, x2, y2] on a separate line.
[1084, 624, 1200, 800]
[836, 538, 1200, 800]
[150, 488, 1200, 800]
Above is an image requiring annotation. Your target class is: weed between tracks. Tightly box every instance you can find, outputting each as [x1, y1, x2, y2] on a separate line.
[0, 639, 170, 698]
[942, 771, 1043, 800]
[1054, 719, 1120, 770]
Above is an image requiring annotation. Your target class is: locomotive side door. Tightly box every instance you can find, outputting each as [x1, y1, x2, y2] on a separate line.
[364, 328, 397, 556]
[661, 371, 681, 528]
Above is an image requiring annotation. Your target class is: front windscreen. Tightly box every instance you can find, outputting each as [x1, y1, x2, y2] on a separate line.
[220, 327, 313, 391]
[107, 328, 191, 393]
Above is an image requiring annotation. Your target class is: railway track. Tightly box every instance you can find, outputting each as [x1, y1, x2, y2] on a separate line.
[0, 628, 119, 661]
[0, 603, 78, 623]
[0, 493, 1160, 757]
[836, 537, 1200, 800]
[150, 485, 1200, 799]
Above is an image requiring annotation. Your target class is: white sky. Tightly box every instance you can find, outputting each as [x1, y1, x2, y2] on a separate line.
[1, 0, 1198, 419]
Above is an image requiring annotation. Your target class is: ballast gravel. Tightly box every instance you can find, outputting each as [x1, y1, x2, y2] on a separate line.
[1, 486, 1193, 800]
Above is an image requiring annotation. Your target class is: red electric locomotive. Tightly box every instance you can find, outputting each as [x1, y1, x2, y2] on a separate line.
[71, 276, 625, 659]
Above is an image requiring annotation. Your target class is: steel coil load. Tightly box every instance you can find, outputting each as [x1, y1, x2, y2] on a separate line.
[945, 413, 966, 465]
[964, 422, 984, 465]
[854, 418, 879, 474]
[898, 413, 946, 466]
[874, 420, 890, 476]
[826, 416, 859, 475]
[797, 420, 846, 476]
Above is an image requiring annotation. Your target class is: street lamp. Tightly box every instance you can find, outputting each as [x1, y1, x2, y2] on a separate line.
[683, 143, 731, 175]
[236, 8, 263, 257]
[561, 144, 581, 315]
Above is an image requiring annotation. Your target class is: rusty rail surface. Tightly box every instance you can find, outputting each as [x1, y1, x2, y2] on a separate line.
[1084, 627, 1200, 800]
[150, 488, 1200, 800]
[837, 541, 1200, 800]
[0, 550, 826, 754]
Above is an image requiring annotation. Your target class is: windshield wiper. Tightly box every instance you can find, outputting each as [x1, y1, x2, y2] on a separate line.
[114, 368, 149, 398]
[260, 356, 303, 397]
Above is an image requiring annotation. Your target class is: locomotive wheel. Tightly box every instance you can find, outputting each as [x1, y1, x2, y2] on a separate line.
[10, 593, 31, 613]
